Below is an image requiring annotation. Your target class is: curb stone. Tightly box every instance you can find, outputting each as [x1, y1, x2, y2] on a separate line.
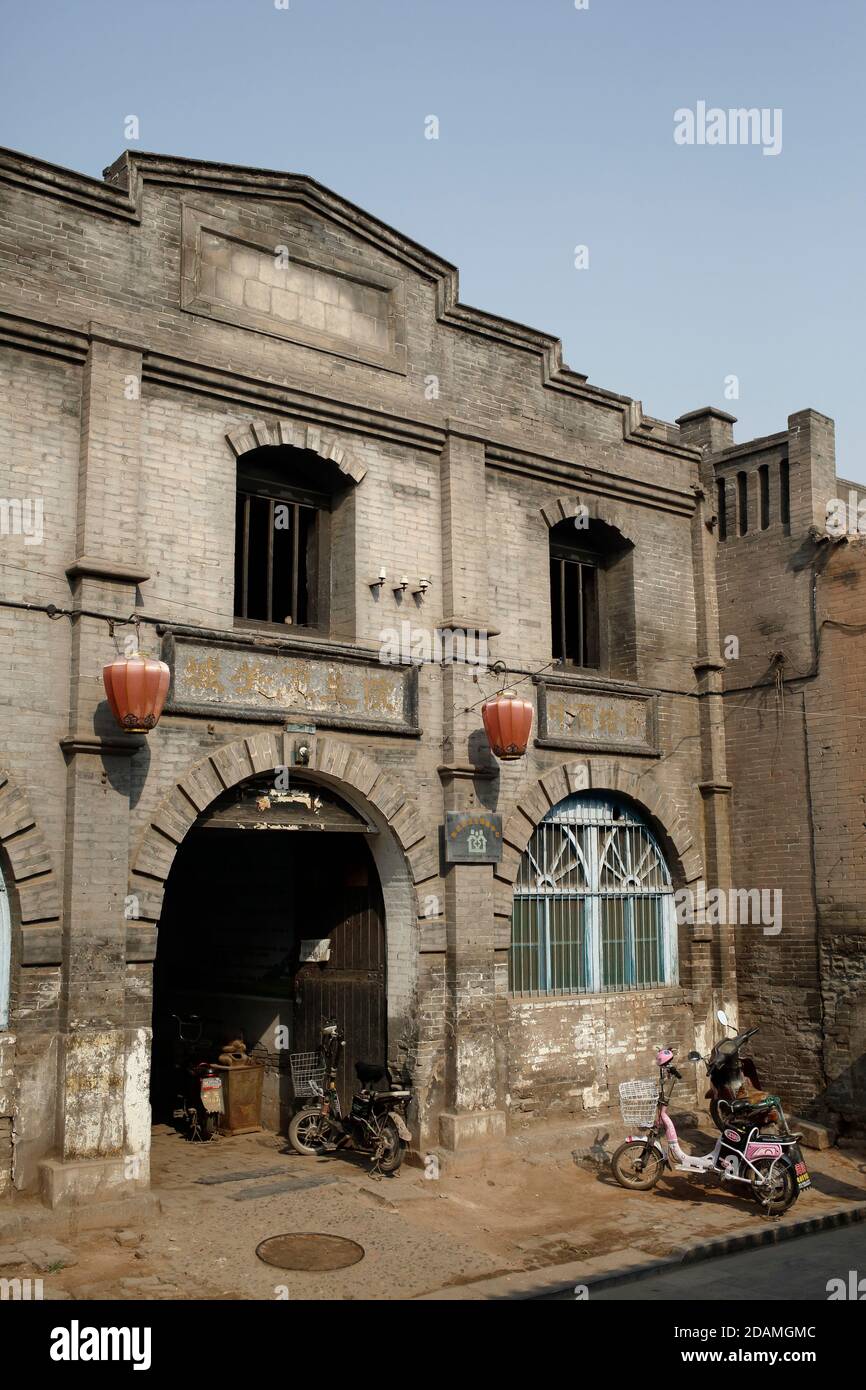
[414, 1201, 866, 1300]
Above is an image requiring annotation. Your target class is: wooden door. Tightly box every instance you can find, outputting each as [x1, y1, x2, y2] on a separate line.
[293, 837, 385, 1103]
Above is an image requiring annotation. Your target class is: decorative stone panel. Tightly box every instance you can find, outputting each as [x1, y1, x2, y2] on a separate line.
[182, 204, 407, 374]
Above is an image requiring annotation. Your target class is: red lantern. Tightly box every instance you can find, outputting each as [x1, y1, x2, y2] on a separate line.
[103, 652, 171, 734]
[481, 689, 534, 760]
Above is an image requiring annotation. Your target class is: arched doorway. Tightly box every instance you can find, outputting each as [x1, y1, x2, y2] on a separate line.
[510, 792, 677, 996]
[150, 771, 387, 1133]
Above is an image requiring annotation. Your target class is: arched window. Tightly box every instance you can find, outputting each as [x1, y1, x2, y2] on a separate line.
[0, 863, 10, 1030]
[510, 793, 677, 996]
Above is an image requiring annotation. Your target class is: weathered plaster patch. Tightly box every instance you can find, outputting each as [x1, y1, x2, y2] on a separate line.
[122, 1027, 152, 1185]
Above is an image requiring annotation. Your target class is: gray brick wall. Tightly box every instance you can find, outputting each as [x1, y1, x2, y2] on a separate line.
[0, 145, 859, 1194]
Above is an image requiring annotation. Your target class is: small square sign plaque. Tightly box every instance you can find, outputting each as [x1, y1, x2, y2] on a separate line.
[444, 811, 503, 863]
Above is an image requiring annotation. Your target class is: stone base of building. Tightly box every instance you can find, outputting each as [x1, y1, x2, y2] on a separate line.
[38, 1156, 149, 1209]
[438, 1108, 507, 1150]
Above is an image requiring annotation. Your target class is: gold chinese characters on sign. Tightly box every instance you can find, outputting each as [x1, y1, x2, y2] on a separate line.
[169, 638, 414, 732]
[541, 685, 654, 753]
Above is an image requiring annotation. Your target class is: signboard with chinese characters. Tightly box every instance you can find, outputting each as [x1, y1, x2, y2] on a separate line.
[536, 677, 659, 756]
[444, 812, 503, 863]
[162, 631, 419, 735]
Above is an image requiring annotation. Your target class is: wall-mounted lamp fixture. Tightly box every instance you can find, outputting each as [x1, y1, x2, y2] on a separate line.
[413, 576, 431, 599]
[369, 566, 387, 594]
[393, 575, 409, 596]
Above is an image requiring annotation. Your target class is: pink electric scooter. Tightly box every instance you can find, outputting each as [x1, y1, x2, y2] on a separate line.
[611, 1047, 810, 1215]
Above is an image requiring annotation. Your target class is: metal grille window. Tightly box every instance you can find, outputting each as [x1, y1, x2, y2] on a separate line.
[550, 544, 600, 668]
[510, 793, 677, 996]
[234, 490, 318, 627]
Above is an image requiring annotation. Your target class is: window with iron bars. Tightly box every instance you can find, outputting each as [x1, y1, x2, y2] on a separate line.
[550, 543, 600, 668]
[510, 793, 677, 995]
[234, 487, 320, 628]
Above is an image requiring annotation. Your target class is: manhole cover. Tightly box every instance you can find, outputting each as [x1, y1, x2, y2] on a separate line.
[255, 1233, 365, 1271]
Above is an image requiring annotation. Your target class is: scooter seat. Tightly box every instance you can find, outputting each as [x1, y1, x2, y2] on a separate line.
[355, 1061, 389, 1088]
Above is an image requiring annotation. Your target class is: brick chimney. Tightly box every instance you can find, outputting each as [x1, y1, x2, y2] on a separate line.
[676, 406, 737, 455]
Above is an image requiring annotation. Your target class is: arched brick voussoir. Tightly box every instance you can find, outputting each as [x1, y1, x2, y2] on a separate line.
[540, 495, 637, 547]
[3, 827, 54, 883]
[244, 731, 285, 776]
[500, 757, 705, 889]
[210, 739, 257, 791]
[135, 827, 177, 883]
[226, 417, 367, 485]
[0, 768, 61, 923]
[127, 877, 167, 926]
[131, 734, 434, 916]
[177, 757, 225, 813]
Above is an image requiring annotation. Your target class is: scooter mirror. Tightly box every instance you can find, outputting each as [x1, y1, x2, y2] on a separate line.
[716, 1009, 729, 1028]
[687, 1050, 702, 1062]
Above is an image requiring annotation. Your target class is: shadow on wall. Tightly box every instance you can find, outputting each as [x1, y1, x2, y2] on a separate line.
[816, 1054, 866, 1138]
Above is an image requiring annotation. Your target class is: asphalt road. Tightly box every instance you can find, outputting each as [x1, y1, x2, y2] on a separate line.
[544, 1221, 866, 1300]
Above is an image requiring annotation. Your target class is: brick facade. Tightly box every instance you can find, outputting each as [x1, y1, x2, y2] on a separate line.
[0, 146, 863, 1204]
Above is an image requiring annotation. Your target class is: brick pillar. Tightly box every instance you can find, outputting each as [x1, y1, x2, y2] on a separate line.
[41, 327, 152, 1207]
[676, 406, 737, 456]
[787, 409, 836, 533]
[437, 422, 506, 1149]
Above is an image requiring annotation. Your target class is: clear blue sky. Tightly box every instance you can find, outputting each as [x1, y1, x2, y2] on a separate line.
[2, 0, 864, 481]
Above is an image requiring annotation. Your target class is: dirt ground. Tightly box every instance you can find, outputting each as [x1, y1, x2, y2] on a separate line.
[2, 1118, 866, 1301]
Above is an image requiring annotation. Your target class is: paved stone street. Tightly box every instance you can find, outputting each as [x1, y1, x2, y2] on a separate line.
[2, 1121, 865, 1301]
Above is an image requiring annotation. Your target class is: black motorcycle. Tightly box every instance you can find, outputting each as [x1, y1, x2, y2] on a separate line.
[288, 1020, 413, 1174]
[169, 1013, 224, 1141]
[699, 1009, 789, 1134]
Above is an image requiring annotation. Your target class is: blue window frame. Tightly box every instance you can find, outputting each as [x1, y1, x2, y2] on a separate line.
[510, 793, 677, 996]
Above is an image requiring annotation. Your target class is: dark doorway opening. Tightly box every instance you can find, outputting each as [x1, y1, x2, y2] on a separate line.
[150, 782, 386, 1136]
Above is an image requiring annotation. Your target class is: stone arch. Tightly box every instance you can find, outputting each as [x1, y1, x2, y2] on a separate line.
[226, 417, 367, 485]
[0, 766, 62, 930]
[540, 495, 637, 547]
[129, 732, 437, 1023]
[493, 756, 704, 923]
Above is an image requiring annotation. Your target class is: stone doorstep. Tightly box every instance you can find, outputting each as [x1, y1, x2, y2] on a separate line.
[789, 1117, 837, 1150]
[414, 1201, 866, 1301]
[0, 1192, 161, 1243]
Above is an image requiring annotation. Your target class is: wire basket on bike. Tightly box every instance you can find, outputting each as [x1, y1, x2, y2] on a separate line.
[618, 1080, 659, 1127]
[289, 1052, 326, 1098]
